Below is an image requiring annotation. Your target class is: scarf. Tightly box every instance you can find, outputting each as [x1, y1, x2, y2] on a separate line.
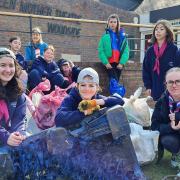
[153, 41, 167, 75]
[168, 95, 180, 113]
[0, 100, 9, 124]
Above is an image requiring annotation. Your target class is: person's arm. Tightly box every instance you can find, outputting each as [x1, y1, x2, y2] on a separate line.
[96, 94, 124, 107]
[0, 126, 10, 145]
[119, 37, 129, 65]
[142, 49, 152, 90]
[31, 58, 49, 78]
[25, 45, 32, 61]
[151, 99, 174, 135]
[10, 95, 26, 135]
[55, 96, 85, 127]
[98, 35, 109, 65]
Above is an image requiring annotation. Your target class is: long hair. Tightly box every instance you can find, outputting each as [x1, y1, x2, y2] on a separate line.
[151, 19, 174, 44]
[106, 14, 120, 35]
[32, 27, 43, 43]
[0, 60, 23, 101]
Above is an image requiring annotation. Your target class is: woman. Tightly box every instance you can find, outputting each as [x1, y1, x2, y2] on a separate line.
[0, 47, 26, 147]
[98, 14, 129, 82]
[28, 45, 69, 91]
[25, 27, 48, 62]
[55, 67, 124, 128]
[143, 19, 180, 101]
[151, 67, 180, 168]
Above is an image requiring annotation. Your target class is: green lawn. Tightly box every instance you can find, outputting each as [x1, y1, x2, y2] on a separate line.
[142, 151, 179, 180]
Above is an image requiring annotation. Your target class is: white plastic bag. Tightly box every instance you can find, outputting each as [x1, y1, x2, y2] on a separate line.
[123, 87, 152, 127]
[130, 123, 159, 164]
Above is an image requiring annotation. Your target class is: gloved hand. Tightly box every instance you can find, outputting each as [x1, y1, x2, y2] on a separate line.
[78, 99, 100, 115]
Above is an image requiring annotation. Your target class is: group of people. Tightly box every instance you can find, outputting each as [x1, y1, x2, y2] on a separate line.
[0, 13, 180, 175]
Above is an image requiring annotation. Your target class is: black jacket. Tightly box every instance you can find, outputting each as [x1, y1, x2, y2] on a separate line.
[151, 91, 180, 136]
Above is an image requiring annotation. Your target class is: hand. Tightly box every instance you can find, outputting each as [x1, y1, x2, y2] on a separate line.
[145, 89, 151, 96]
[169, 113, 175, 121]
[7, 132, 26, 146]
[105, 63, 112, 69]
[78, 100, 97, 111]
[42, 77, 47, 81]
[170, 120, 180, 130]
[117, 64, 123, 69]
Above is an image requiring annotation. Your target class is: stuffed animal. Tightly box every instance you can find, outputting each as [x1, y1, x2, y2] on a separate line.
[78, 100, 100, 115]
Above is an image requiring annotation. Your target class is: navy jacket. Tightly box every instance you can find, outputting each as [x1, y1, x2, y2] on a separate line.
[55, 87, 124, 128]
[69, 66, 81, 82]
[0, 94, 26, 145]
[16, 53, 28, 70]
[31, 56, 61, 79]
[143, 43, 180, 101]
[151, 91, 180, 136]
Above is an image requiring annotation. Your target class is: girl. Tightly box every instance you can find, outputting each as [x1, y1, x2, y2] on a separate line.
[98, 14, 129, 82]
[143, 19, 180, 101]
[151, 67, 180, 170]
[55, 67, 124, 128]
[9, 36, 28, 91]
[9, 36, 27, 70]
[25, 27, 48, 62]
[28, 45, 69, 91]
[0, 48, 26, 147]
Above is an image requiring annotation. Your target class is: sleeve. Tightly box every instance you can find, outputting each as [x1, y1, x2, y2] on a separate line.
[10, 95, 26, 135]
[98, 35, 109, 65]
[31, 59, 49, 78]
[55, 97, 85, 127]
[119, 37, 129, 65]
[0, 126, 10, 145]
[25, 45, 32, 61]
[97, 94, 124, 107]
[175, 112, 180, 122]
[151, 99, 174, 135]
[175, 48, 180, 67]
[142, 50, 152, 89]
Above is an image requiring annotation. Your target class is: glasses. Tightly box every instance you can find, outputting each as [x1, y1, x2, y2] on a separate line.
[0, 50, 11, 56]
[166, 79, 180, 87]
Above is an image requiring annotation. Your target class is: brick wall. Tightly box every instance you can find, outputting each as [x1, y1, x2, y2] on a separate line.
[0, 0, 140, 62]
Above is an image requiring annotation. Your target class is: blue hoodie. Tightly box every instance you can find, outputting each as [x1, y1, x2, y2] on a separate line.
[55, 87, 124, 128]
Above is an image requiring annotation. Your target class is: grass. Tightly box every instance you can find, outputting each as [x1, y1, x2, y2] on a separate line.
[142, 151, 179, 180]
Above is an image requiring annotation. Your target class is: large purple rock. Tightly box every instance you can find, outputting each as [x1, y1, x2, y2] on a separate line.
[9, 105, 146, 179]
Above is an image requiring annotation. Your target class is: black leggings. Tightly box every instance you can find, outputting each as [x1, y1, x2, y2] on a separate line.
[161, 134, 180, 154]
[106, 63, 122, 82]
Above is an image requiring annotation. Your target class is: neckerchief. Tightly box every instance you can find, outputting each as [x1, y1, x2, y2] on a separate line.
[168, 94, 180, 113]
[153, 41, 167, 75]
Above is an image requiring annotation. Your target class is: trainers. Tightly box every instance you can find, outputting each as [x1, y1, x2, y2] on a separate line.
[171, 154, 180, 169]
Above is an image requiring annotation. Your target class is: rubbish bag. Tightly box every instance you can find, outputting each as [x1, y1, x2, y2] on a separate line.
[109, 78, 126, 97]
[123, 87, 152, 127]
[130, 123, 159, 164]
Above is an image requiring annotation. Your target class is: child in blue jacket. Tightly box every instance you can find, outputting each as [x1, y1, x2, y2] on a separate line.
[28, 45, 69, 91]
[55, 67, 124, 128]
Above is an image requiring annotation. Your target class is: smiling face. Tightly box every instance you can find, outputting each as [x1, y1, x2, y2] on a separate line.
[44, 48, 54, 63]
[10, 38, 21, 53]
[32, 31, 41, 44]
[166, 71, 180, 100]
[61, 63, 71, 76]
[0, 57, 15, 86]
[78, 76, 98, 100]
[154, 23, 167, 42]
